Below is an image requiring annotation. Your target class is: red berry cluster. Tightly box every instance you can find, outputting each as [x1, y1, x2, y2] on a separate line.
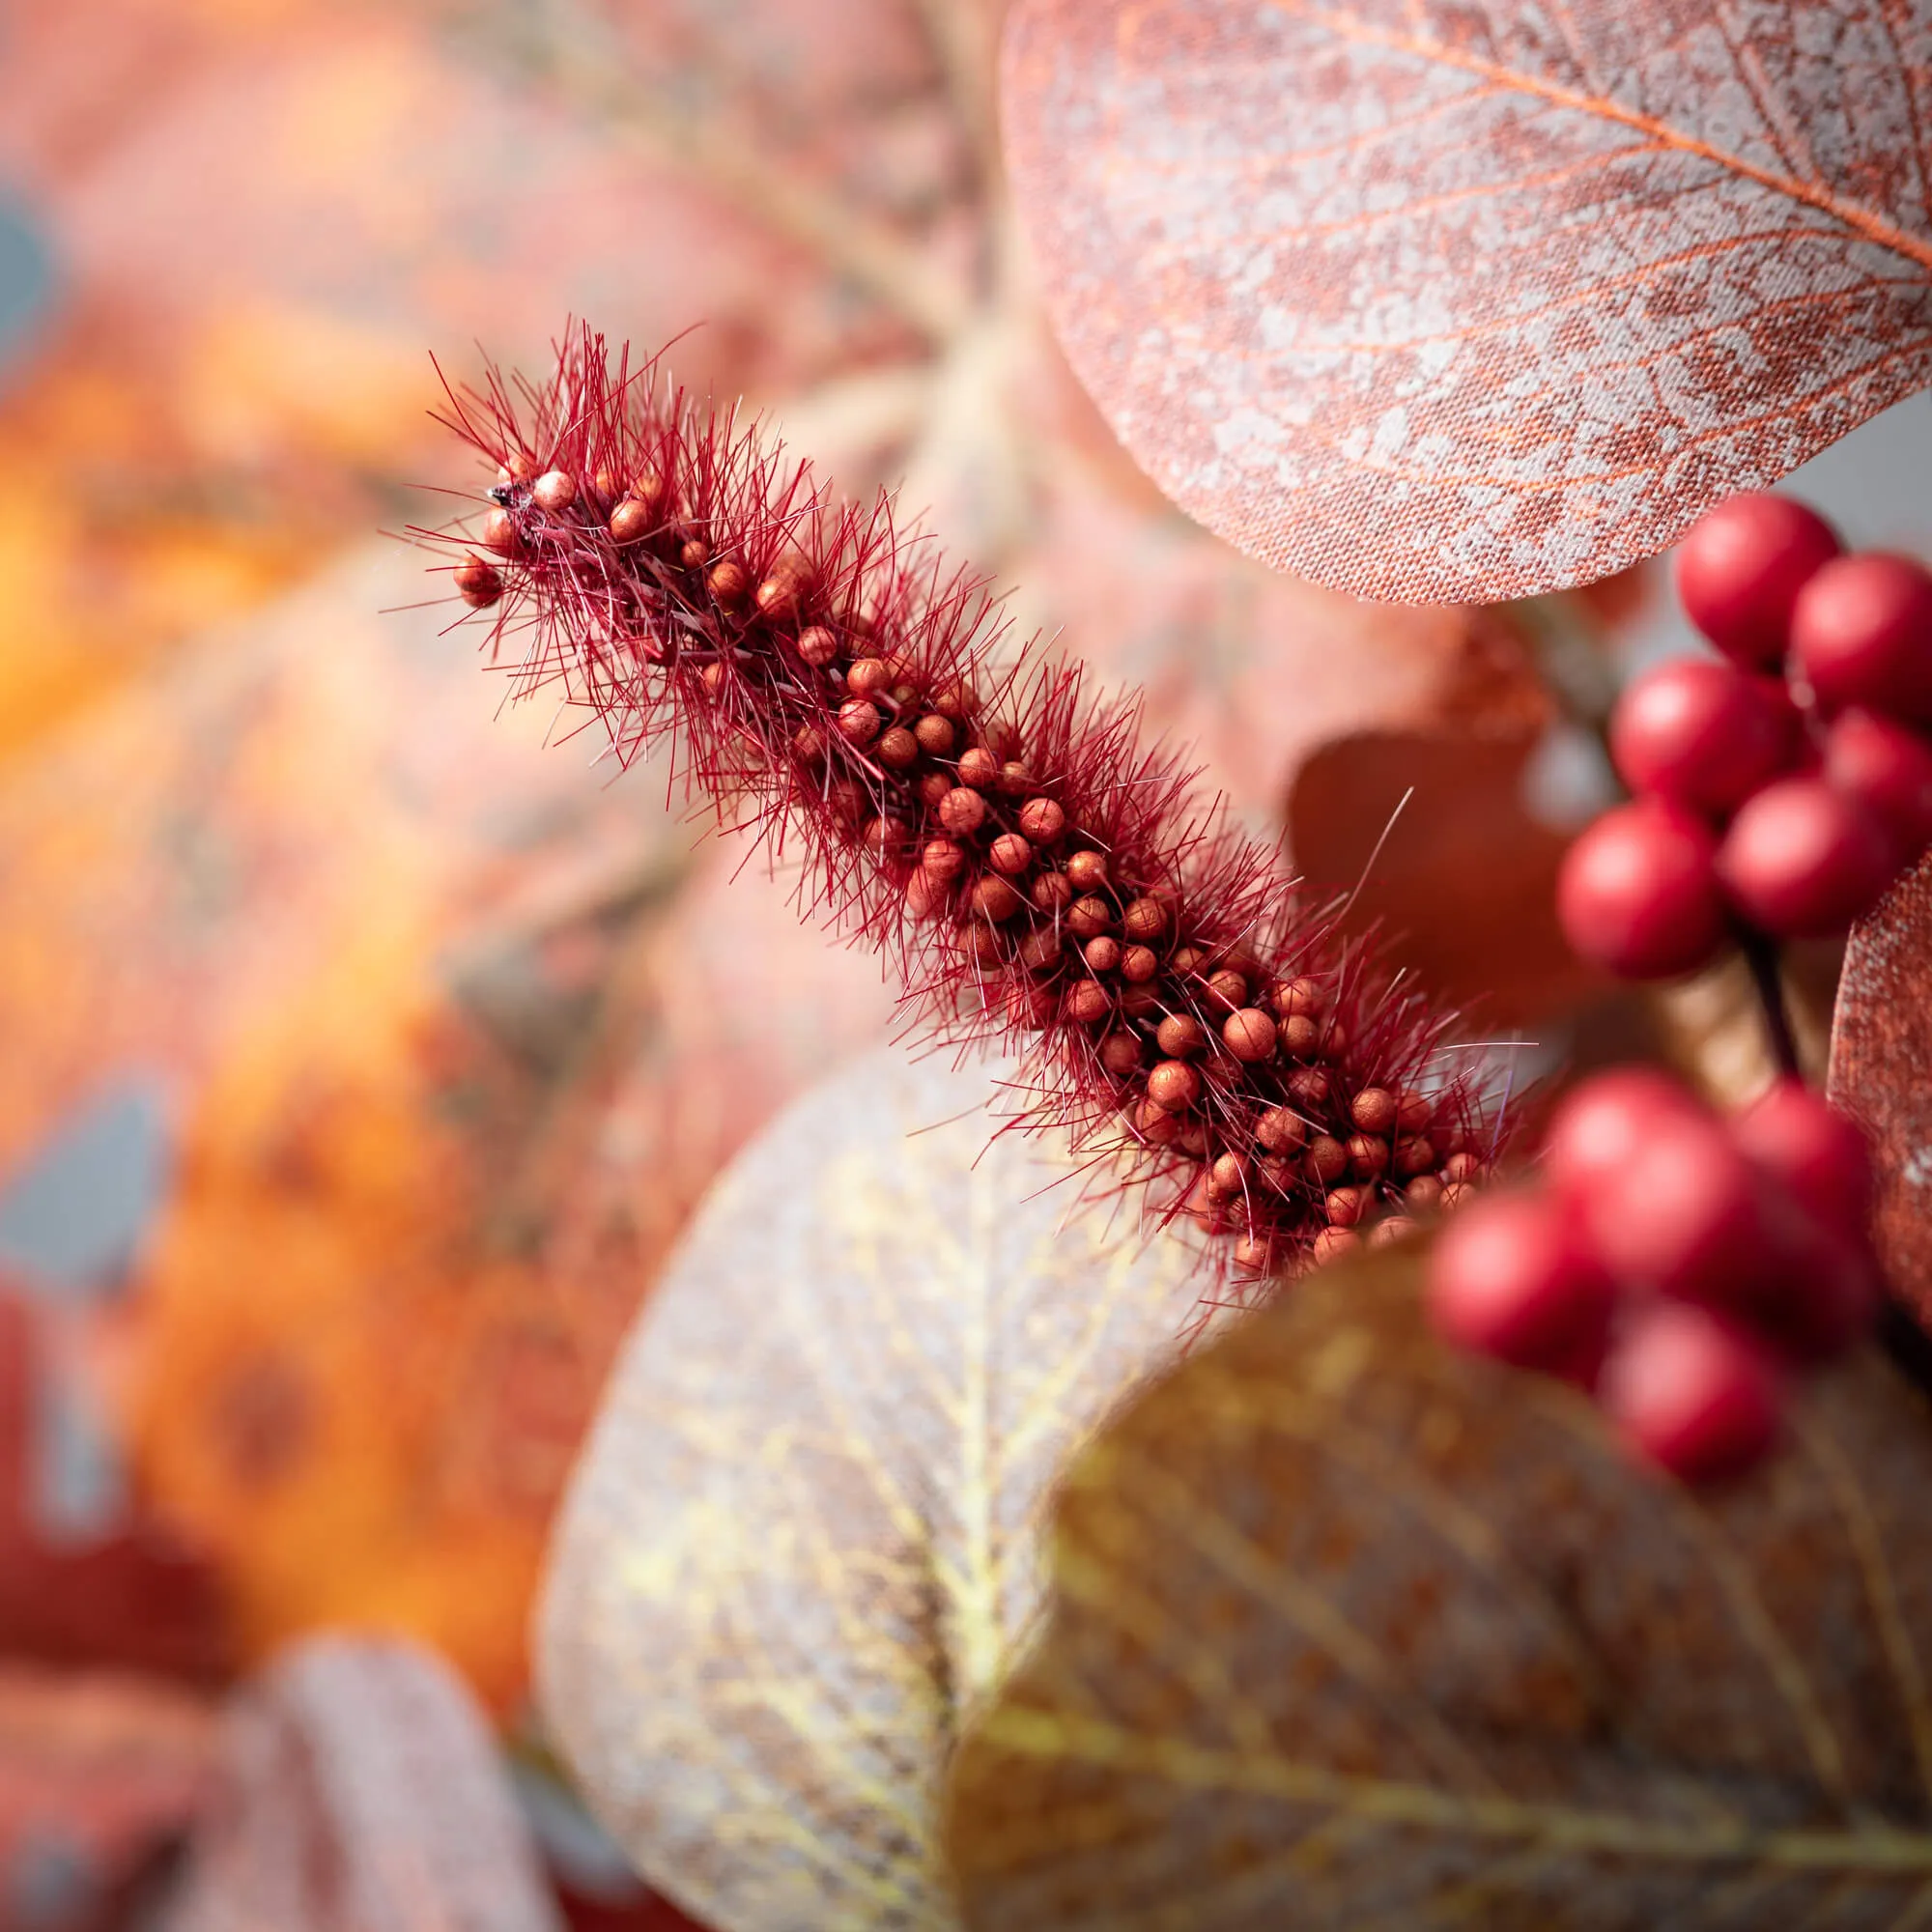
[1559, 494, 1932, 978]
[1428, 1068, 1880, 1481]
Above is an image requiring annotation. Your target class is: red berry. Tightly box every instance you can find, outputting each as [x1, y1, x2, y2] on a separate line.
[1823, 708, 1932, 864]
[1790, 553, 1932, 724]
[1543, 1068, 1705, 1203]
[1675, 494, 1840, 668]
[1556, 799, 1726, 980]
[1716, 775, 1895, 938]
[1575, 1102, 1777, 1310]
[1747, 1201, 1881, 1364]
[1733, 1079, 1875, 1240]
[1604, 1303, 1783, 1482]
[1608, 657, 1798, 817]
[1427, 1192, 1615, 1383]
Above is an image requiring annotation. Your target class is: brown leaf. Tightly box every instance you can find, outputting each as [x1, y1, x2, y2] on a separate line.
[161, 1634, 563, 1932]
[945, 1242, 1932, 1928]
[1831, 847, 1932, 1329]
[538, 1046, 1213, 1932]
[1001, 0, 1932, 603]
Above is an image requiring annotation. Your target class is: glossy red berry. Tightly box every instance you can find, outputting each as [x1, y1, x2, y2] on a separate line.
[1823, 708, 1932, 864]
[1604, 1303, 1783, 1482]
[1608, 657, 1797, 817]
[1573, 1101, 1776, 1310]
[1732, 1079, 1875, 1240]
[1675, 494, 1841, 668]
[1716, 775, 1895, 938]
[1427, 1192, 1615, 1384]
[1542, 1067, 1706, 1203]
[1556, 799, 1726, 980]
[1747, 1203, 1881, 1364]
[1790, 553, 1932, 724]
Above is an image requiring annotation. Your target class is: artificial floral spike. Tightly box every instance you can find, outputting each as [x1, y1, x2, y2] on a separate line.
[418, 327, 1489, 1287]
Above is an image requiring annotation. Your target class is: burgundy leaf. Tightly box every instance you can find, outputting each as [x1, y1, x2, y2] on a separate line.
[1002, 0, 1932, 603]
[1831, 848, 1932, 1331]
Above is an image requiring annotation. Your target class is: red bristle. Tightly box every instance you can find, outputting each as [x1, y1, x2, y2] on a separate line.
[414, 327, 1492, 1294]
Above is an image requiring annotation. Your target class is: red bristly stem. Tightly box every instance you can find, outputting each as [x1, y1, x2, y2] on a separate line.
[418, 327, 1490, 1287]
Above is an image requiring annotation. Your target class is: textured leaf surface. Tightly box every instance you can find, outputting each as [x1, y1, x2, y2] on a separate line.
[1002, 0, 1932, 602]
[1832, 847, 1932, 1330]
[162, 1635, 562, 1932]
[539, 1047, 1212, 1932]
[946, 1244, 1932, 1928]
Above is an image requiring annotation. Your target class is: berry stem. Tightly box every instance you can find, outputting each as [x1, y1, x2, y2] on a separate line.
[1736, 927, 1802, 1080]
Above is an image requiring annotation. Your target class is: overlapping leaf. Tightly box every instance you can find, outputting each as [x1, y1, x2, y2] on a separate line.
[538, 1048, 1213, 1932]
[945, 1243, 1932, 1928]
[1002, 0, 1932, 602]
[1832, 847, 1932, 1330]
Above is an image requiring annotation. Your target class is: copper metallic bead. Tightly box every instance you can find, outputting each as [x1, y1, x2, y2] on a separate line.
[862, 815, 905, 860]
[939, 787, 988, 837]
[1234, 1235, 1279, 1276]
[1255, 1154, 1295, 1193]
[1405, 1175, 1445, 1211]
[1223, 1008, 1276, 1064]
[1007, 981, 1058, 1031]
[1255, 1106, 1306, 1155]
[755, 568, 806, 620]
[1350, 1088, 1399, 1136]
[1171, 946, 1207, 977]
[988, 832, 1033, 877]
[1065, 980, 1112, 1025]
[1304, 1135, 1349, 1185]
[1397, 1089, 1433, 1133]
[1394, 1135, 1436, 1178]
[846, 657, 892, 698]
[918, 771, 954, 810]
[914, 714, 955, 757]
[1369, 1216, 1415, 1249]
[1321, 1021, 1351, 1060]
[981, 720, 1022, 762]
[1440, 1180, 1474, 1212]
[699, 662, 727, 698]
[1084, 936, 1122, 974]
[933, 681, 977, 721]
[532, 469, 578, 512]
[1155, 1013, 1206, 1059]
[826, 780, 867, 823]
[1147, 1060, 1201, 1111]
[1032, 871, 1074, 914]
[482, 508, 524, 555]
[1120, 986, 1162, 1019]
[960, 921, 1006, 966]
[972, 875, 1024, 923]
[837, 698, 882, 745]
[1208, 1152, 1247, 1201]
[1443, 1151, 1485, 1184]
[1018, 927, 1064, 974]
[998, 761, 1032, 797]
[1347, 1134, 1390, 1178]
[1271, 976, 1321, 1017]
[791, 724, 828, 764]
[1121, 945, 1160, 983]
[904, 871, 950, 921]
[1279, 1014, 1320, 1059]
[1133, 1096, 1183, 1147]
[609, 498, 653, 544]
[1122, 896, 1169, 944]
[1287, 1067, 1332, 1110]
[877, 726, 919, 770]
[1017, 797, 1065, 844]
[922, 837, 966, 881]
[890, 682, 921, 709]
[957, 747, 1000, 789]
[706, 559, 749, 606]
[1310, 1228, 1359, 1264]
[497, 451, 536, 483]
[679, 537, 711, 569]
[1205, 970, 1249, 1015]
[796, 625, 840, 668]
[452, 554, 501, 609]
[1065, 850, 1109, 893]
[1324, 1185, 1368, 1229]
[1066, 895, 1114, 939]
[1099, 1032, 1145, 1077]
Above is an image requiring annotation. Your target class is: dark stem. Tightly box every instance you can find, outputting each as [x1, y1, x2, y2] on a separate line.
[1737, 928, 1802, 1080]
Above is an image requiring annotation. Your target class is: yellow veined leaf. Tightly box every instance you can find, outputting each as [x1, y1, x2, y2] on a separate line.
[538, 1047, 1214, 1932]
[945, 1242, 1932, 1930]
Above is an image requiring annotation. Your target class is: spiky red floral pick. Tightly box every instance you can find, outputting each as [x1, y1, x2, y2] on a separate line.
[417, 326, 1490, 1290]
